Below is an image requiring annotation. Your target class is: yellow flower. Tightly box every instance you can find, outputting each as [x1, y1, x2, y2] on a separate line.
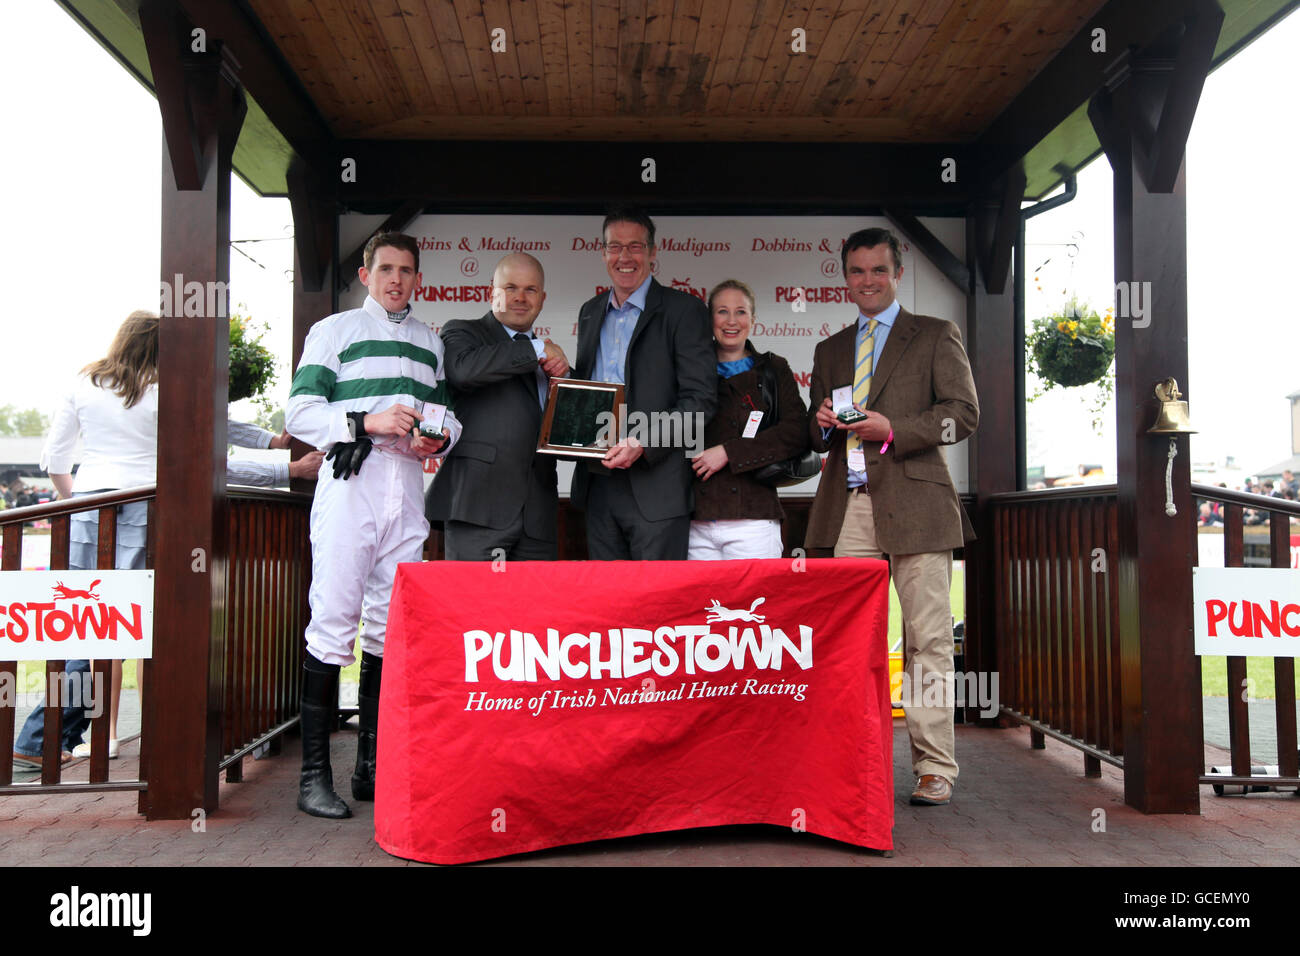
[1067, 320, 1079, 332]
[1057, 321, 1068, 332]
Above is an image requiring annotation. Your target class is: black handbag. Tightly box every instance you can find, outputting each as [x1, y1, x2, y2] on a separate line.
[752, 356, 822, 487]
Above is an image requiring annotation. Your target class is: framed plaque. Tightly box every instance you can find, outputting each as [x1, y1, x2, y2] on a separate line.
[537, 378, 625, 458]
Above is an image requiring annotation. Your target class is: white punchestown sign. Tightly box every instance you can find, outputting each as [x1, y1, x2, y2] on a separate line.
[0, 571, 154, 661]
[1192, 567, 1300, 658]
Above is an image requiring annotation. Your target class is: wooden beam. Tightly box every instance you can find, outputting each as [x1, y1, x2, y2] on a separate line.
[285, 155, 338, 495]
[1086, 83, 1125, 178]
[883, 208, 970, 295]
[149, 39, 246, 820]
[1147, 0, 1223, 193]
[176, 0, 334, 165]
[289, 215, 334, 496]
[977, 0, 1211, 191]
[964, 206, 1017, 726]
[337, 200, 427, 290]
[1098, 65, 1200, 814]
[139, 0, 202, 191]
[333, 140, 979, 208]
[285, 157, 335, 294]
[985, 166, 1027, 297]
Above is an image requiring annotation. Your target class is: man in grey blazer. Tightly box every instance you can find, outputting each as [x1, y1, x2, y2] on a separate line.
[427, 253, 568, 559]
[807, 227, 979, 807]
[571, 207, 716, 560]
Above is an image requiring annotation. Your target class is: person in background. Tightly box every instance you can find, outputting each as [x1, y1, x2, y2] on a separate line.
[14, 314, 321, 772]
[15, 311, 160, 768]
[688, 279, 809, 559]
[227, 420, 322, 487]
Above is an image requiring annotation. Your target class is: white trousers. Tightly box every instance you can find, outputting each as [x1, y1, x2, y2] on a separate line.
[687, 519, 783, 560]
[305, 447, 428, 666]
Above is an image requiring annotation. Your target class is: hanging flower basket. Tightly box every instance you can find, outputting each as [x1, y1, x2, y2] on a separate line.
[228, 311, 277, 404]
[1027, 299, 1115, 389]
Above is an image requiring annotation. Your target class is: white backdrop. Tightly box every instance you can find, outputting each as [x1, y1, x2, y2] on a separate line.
[339, 214, 971, 495]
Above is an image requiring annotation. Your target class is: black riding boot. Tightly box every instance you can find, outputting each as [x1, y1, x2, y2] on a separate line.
[298, 655, 351, 819]
[351, 651, 382, 801]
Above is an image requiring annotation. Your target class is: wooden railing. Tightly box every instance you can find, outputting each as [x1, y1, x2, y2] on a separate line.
[220, 488, 312, 781]
[1190, 482, 1300, 792]
[1, 487, 156, 797]
[1, 487, 312, 801]
[987, 486, 1123, 775]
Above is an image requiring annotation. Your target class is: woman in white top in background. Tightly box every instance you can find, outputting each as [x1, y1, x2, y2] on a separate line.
[15, 311, 159, 766]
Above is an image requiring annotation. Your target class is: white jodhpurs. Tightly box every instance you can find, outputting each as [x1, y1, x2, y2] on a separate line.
[304, 446, 429, 666]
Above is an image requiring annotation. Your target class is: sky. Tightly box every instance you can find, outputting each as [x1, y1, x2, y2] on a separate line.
[1, 3, 1297, 481]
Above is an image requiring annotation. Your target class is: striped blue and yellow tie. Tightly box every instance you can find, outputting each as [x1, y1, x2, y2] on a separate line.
[846, 318, 878, 461]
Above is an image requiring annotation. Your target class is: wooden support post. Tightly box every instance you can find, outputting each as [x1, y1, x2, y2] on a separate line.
[1091, 49, 1205, 814]
[287, 159, 336, 494]
[146, 28, 246, 819]
[964, 204, 1017, 728]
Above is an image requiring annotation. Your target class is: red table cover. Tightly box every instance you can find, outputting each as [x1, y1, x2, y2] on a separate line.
[375, 557, 892, 863]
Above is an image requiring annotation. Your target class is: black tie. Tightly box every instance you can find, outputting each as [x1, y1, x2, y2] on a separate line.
[516, 333, 546, 407]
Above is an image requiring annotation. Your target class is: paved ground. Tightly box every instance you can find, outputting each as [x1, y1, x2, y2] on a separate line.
[4, 711, 1298, 867]
[1202, 697, 1300, 766]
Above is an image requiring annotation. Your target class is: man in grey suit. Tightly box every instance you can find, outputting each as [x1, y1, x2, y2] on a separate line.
[427, 253, 569, 560]
[571, 207, 716, 560]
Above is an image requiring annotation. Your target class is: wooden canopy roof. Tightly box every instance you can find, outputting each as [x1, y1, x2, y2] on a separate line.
[246, 0, 1102, 143]
[58, 0, 1298, 201]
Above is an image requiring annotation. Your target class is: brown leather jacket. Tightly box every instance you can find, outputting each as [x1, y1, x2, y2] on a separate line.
[692, 347, 810, 522]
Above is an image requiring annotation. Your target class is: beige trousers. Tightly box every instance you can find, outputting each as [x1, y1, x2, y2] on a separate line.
[835, 492, 957, 783]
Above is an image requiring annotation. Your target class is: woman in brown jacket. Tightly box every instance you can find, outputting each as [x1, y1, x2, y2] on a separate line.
[689, 279, 811, 559]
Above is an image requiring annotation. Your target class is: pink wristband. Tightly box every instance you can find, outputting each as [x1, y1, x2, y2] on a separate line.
[879, 429, 893, 453]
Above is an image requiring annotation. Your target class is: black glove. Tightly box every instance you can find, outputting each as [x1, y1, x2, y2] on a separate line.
[326, 438, 373, 479]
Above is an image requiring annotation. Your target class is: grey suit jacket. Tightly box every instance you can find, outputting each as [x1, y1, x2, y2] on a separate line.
[806, 307, 979, 555]
[425, 312, 557, 541]
[570, 278, 716, 521]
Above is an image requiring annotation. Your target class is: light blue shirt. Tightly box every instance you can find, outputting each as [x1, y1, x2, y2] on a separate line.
[594, 276, 652, 385]
[833, 299, 901, 488]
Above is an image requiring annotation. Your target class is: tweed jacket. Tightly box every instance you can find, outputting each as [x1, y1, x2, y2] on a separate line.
[805, 307, 979, 555]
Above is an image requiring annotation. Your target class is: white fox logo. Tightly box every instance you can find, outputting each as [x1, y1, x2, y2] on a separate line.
[705, 597, 766, 624]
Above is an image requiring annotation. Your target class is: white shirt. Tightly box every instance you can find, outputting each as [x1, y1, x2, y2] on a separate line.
[41, 374, 158, 491]
[227, 420, 288, 487]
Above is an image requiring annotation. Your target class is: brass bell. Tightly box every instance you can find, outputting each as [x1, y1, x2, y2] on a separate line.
[1147, 377, 1197, 434]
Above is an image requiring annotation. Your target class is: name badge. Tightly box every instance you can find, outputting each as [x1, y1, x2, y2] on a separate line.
[848, 447, 867, 472]
[742, 411, 764, 438]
